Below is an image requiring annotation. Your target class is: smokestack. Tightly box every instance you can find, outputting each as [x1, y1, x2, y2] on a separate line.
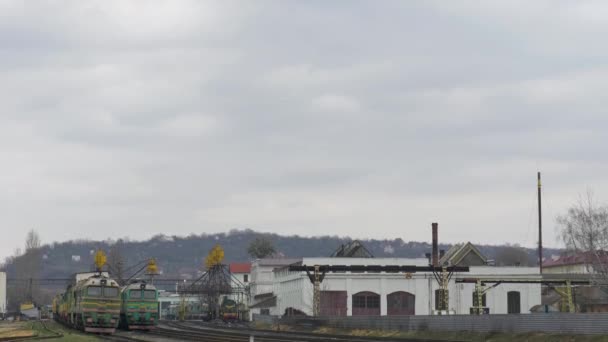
[432, 222, 439, 267]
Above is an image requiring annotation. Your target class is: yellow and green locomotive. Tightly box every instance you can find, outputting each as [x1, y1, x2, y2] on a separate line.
[220, 297, 238, 321]
[53, 273, 121, 333]
[120, 281, 158, 330]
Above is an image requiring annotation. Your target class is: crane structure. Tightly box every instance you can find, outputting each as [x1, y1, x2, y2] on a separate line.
[176, 244, 249, 320]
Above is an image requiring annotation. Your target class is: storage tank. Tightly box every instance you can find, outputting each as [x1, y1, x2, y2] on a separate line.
[0, 272, 6, 315]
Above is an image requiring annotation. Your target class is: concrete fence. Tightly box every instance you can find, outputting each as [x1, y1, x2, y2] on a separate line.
[253, 313, 608, 335]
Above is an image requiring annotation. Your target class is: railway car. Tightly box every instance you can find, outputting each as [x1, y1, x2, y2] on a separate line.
[119, 281, 159, 330]
[220, 297, 238, 321]
[53, 274, 121, 333]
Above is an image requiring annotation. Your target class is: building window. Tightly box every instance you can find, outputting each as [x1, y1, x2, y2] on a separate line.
[367, 295, 380, 308]
[353, 296, 366, 308]
[243, 274, 248, 283]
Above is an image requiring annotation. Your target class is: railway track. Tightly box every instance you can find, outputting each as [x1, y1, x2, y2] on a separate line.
[155, 321, 456, 342]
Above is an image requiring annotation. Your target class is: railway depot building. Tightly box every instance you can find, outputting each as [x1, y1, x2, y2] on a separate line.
[249, 241, 542, 317]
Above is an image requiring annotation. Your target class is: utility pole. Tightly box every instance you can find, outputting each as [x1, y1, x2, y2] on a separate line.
[538, 172, 543, 274]
[313, 265, 321, 317]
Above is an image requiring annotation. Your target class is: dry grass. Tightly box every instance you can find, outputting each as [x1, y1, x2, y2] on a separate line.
[0, 322, 37, 339]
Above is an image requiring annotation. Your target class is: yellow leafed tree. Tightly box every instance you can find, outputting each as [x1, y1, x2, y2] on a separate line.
[146, 258, 159, 275]
[94, 250, 107, 271]
[205, 245, 224, 269]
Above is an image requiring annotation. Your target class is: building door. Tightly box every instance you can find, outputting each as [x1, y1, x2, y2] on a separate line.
[352, 291, 381, 316]
[320, 291, 347, 316]
[507, 291, 521, 314]
[387, 291, 415, 315]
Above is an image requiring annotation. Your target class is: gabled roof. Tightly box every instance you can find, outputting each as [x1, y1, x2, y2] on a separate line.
[542, 251, 608, 268]
[439, 242, 487, 266]
[330, 240, 374, 258]
[229, 263, 252, 274]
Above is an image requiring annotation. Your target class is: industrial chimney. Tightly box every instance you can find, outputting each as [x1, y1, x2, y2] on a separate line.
[432, 222, 439, 267]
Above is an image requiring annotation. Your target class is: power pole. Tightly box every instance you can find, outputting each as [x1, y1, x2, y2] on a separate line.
[538, 172, 543, 274]
[313, 265, 321, 317]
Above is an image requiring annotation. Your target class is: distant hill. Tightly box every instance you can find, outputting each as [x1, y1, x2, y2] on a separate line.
[2, 229, 562, 280]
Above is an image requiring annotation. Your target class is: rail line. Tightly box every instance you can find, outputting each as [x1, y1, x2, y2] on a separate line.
[155, 321, 455, 342]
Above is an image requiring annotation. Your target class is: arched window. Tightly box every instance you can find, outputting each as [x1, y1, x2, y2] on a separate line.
[352, 291, 380, 316]
[387, 291, 415, 315]
[507, 291, 521, 314]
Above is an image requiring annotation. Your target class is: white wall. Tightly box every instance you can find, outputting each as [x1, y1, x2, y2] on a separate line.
[301, 257, 428, 266]
[250, 263, 275, 297]
[231, 273, 250, 286]
[0, 272, 5, 314]
[273, 262, 542, 316]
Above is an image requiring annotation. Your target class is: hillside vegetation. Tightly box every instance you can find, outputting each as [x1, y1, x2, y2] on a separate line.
[3, 229, 559, 280]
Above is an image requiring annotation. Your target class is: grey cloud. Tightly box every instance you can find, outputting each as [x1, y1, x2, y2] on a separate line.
[2, 1, 608, 258]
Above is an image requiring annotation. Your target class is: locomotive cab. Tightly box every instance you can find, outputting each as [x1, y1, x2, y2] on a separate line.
[53, 274, 121, 334]
[120, 281, 159, 330]
[79, 277, 121, 333]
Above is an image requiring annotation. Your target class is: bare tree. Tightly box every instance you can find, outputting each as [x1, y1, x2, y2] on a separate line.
[10, 230, 42, 308]
[247, 237, 276, 259]
[495, 244, 532, 266]
[107, 240, 126, 285]
[25, 230, 41, 250]
[557, 191, 608, 278]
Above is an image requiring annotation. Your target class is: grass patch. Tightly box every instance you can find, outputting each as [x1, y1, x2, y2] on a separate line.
[0, 320, 106, 342]
[0, 321, 36, 339]
[38, 321, 104, 342]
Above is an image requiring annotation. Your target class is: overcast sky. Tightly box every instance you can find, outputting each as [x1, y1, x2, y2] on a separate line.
[2, 1, 608, 259]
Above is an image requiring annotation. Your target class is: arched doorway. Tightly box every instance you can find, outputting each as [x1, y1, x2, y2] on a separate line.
[320, 291, 347, 316]
[352, 291, 380, 316]
[507, 291, 521, 314]
[387, 291, 415, 315]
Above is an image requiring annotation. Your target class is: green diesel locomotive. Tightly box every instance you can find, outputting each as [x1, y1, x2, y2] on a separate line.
[53, 274, 121, 333]
[220, 297, 238, 321]
[120, 281, 159, 330]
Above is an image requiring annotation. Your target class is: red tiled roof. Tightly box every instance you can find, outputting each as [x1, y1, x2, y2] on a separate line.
[229, 262, 251, 274]
[542, 251, 608, 268]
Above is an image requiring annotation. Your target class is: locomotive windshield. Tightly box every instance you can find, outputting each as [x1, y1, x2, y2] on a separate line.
[87, 286, 102, 296]
[104, 287, 119, 297]
[87, 286, 119, 297]
[129, 289, 157, 299]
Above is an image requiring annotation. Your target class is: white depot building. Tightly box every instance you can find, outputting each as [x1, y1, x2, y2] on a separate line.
[0, 271, 6, 316]
[249, 240, 541, 317]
